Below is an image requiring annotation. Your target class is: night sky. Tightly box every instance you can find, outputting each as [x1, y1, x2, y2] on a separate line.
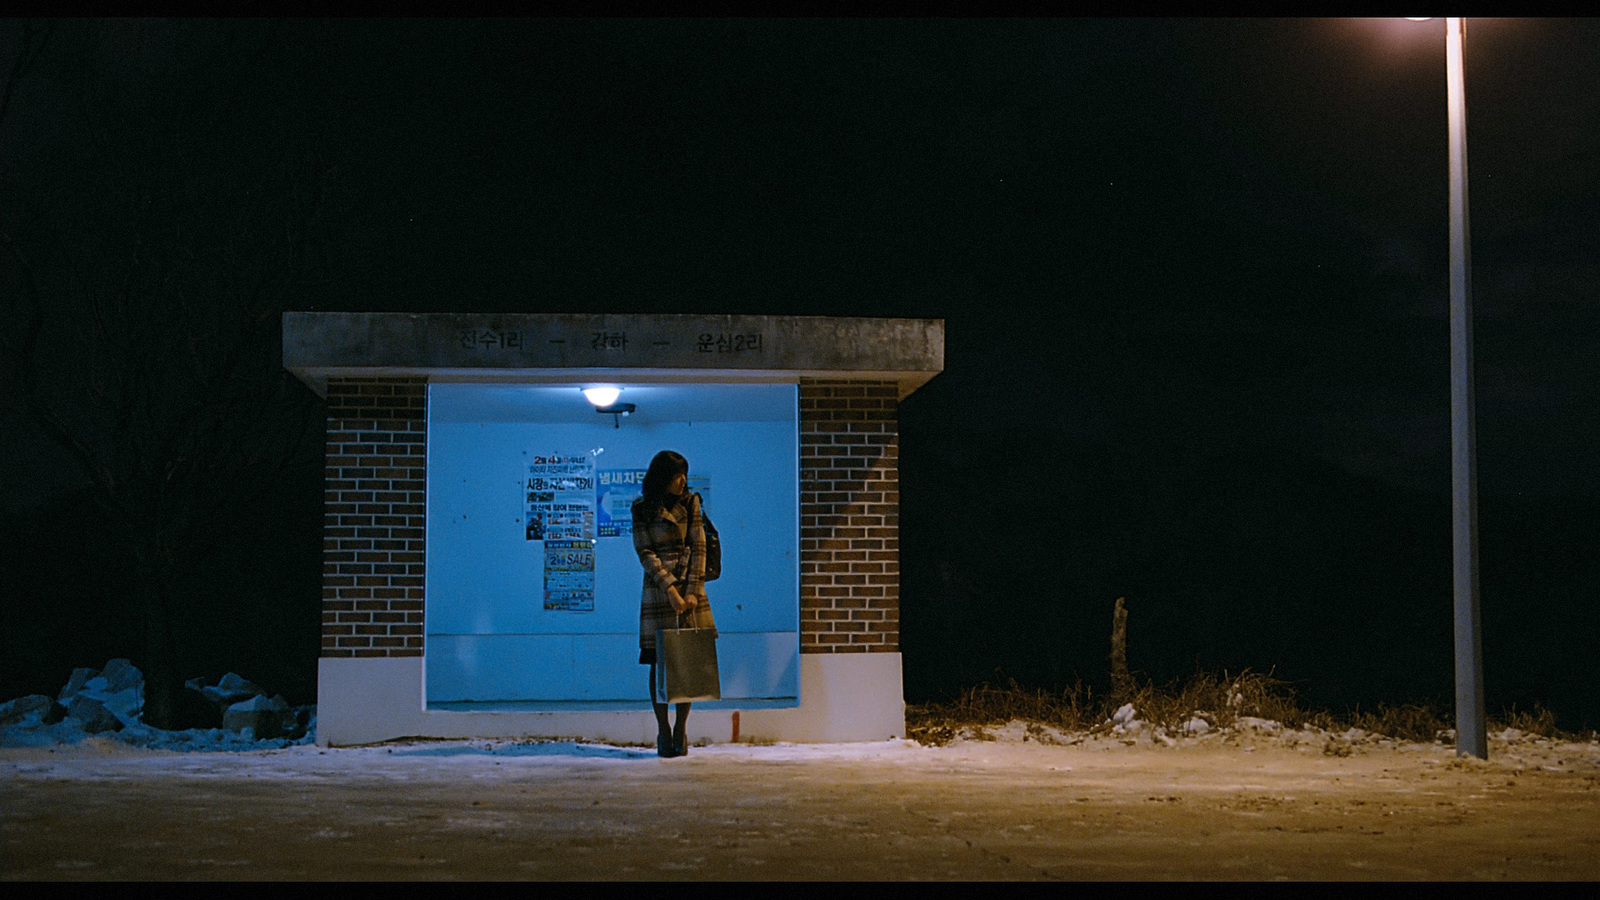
[2, 19, 1596, 727]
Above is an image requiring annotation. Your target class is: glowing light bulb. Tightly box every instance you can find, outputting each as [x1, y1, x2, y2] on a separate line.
[582, 387, 621, 408]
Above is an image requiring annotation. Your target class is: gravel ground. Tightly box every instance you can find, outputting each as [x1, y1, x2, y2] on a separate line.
[4, 723, 1597, 881]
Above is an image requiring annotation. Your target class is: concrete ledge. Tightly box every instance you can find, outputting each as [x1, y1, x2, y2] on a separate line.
[316, 653, 904, 747]
[740, 653, 906, 743]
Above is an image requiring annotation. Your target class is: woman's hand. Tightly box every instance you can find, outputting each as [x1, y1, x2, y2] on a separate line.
[667, 585, 694, 614]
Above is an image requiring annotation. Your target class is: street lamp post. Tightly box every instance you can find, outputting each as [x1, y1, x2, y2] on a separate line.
[1431, 16, 1487, 759]
[1407, 15, 1486, 759]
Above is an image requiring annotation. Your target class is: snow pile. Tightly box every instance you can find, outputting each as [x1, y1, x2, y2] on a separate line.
[1110, 702, 1141, 734]
[0, 659, 315, 752]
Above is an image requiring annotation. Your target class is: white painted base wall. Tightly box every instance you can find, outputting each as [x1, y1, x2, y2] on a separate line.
[316, 652, 905, 747]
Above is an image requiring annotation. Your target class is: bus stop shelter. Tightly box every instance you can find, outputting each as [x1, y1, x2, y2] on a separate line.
[283, 312, 943, 746]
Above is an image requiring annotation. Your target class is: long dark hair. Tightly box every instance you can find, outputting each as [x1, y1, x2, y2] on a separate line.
[633, 450, 688, 524]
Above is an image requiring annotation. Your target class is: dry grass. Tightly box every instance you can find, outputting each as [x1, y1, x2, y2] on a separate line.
[1345, 703, 1452, 743]
[906, 672, 1585, 747]
[1496, 704, 1561, 736]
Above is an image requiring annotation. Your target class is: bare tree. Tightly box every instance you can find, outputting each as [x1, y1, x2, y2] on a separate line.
[2, 20, 334, 725]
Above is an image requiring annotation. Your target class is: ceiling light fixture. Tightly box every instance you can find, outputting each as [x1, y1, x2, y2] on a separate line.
[582, 386, 634, 428]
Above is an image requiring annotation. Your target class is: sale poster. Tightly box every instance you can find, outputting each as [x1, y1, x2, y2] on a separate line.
[543, 540, 595, 611]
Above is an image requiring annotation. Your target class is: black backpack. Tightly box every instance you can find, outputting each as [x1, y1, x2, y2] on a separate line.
[696, 494, 721, 582]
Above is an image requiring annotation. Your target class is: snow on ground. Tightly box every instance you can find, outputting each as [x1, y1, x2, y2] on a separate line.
[6, 714, 1597, 776]
[932, 715, 1600, 775]
[6, 712, 1597, 880]
[8, 658, 1595, 773]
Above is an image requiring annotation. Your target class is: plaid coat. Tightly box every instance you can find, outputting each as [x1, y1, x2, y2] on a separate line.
[633, 492, 714, 652]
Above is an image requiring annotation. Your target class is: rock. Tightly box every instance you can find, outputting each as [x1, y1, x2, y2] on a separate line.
[67, 696, 123, 734]
[174, 684, 223, 730]
[53, 659, 146, 727]
[0, 695, 56, 727]
[41, 700, 69, 725]
[285, 706, 315, 741]
[58, 667, 97, 703]
[196, 673, 266, 711]
[186, 674, 310, 738]
[223, 694, 291, 739]
[99, 658, 142, 694]
[102, 686, 144, 726]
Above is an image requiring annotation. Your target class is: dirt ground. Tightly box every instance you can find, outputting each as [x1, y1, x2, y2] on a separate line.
[4, 725, 1597, 881]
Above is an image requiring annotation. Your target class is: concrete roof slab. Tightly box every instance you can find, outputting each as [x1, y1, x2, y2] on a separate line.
[283, 313, 944, 397]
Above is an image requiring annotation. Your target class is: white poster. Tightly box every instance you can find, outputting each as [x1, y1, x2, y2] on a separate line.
[525, 453, 595, 542]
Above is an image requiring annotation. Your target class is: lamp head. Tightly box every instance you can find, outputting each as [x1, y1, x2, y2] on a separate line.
[582, 386, 622, 408]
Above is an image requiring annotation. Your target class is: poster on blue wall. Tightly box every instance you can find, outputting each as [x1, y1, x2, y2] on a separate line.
[596, 469, 712, 537]
[596, 468, 645, 537]
[525, 454, 595, 541]
[543, 539, 595, 611]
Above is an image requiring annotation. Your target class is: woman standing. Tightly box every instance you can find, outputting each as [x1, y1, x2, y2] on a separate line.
[632, 450, 715, 758]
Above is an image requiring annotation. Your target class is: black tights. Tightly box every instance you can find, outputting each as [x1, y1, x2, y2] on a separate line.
[649, 663, 690, 742]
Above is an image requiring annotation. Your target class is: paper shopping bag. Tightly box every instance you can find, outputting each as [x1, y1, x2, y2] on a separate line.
[654, 627, 722, 703]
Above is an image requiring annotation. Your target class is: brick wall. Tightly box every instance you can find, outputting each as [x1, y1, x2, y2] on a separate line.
[321, 377, 427, 658]
[799, 379, 901, 653]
